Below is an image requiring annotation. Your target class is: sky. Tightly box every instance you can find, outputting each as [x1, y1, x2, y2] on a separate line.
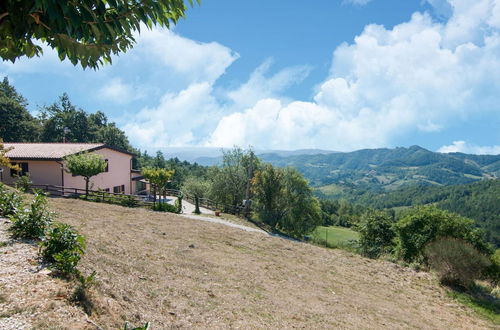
[1, 0, 500, 154]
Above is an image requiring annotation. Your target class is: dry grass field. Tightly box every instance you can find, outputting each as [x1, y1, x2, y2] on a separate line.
[2, 196, 497, 329]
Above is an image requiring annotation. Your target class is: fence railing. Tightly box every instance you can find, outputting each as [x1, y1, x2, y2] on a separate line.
[29, 184, 152, 207]
[29, 184, 246, 215]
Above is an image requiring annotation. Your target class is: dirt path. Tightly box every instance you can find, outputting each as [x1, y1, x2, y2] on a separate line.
[163, 195, 214, 215]
[180, 213, 267, 234]
[0, 219, 89, 329]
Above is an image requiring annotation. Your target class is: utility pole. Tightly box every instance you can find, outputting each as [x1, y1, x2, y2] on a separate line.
[243, 150, 254, 218]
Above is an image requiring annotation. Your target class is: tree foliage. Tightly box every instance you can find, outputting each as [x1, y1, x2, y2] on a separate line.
[64, 152, 107, 196]
[0, 81, 135, 152]
[394, 206, 491, 263]
[252, 165, 321, 238]
[209, 148, 258, 207]
[358, 210, 395, 258]
[182, 176, 210, 214]
[0, 77, 40, 142]
[141, 167, 174, 203]
[0, 0, 198, 69]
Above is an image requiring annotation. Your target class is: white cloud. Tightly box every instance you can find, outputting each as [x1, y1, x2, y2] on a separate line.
[123, 82, 223, 148]
[226, 59, 311, 108]
[205, 0, 500, 150]
[438, 141, 500, 154]
[98, 78, 144, 104]
[137, 28, 239, 84]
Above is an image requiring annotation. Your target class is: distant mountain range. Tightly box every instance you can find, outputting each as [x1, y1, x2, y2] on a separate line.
[179, 145, 500, 194]
[258, 145, 500, 192]
[158, 147, 337, 165]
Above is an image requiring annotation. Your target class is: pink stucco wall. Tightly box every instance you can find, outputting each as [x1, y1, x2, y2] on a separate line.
[1, 160, 63, 186]
[1, 148, 132, 194]
[63, 148, 132, 194]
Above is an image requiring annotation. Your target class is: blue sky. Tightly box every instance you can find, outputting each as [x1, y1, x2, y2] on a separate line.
[1, 0, 500, 154]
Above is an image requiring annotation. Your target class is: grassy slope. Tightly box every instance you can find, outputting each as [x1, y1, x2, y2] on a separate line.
[48, 198, 494, 329]
[311, 226, 359, 247]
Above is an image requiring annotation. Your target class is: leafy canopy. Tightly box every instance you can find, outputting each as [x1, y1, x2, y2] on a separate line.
[252, 165, 322, 238]
[141, 167, 174, 190]
[394, 206, 491, 263]
[0, 0, 198, 69]
[64, 152, 107, 180]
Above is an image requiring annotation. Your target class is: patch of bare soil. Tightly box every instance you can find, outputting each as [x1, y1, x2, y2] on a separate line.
[0, 218, 90, 329]
[47, 197, 496, 329]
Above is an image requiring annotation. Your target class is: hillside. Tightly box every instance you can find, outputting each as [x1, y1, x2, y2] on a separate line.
[349, 179, 500, 247]
[1, 197, 494, 328]
[260, 145, 500, 190]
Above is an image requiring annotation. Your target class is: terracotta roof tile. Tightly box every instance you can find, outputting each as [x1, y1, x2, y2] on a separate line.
[4, 143, 105, 160]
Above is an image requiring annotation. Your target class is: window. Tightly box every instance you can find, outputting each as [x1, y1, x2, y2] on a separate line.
[113, 185, 125, 194]
[10, 162, 29, 177]
[104, 188, 110, 192]
[105, 159, 109, 172]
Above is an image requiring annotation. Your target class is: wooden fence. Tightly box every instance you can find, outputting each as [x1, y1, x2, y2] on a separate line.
[29, 184, 245, 215]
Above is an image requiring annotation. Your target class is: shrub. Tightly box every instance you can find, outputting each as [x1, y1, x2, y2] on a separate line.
[394, 206, 491, 263]
[484, 249, 500, 285]
[123, 322, 151, 330]
[15, 174, 32, 192]
[72, 271, 97, 315]
[152, 202, 177, 213]
[9, 191, 52, 239]
[358, 210, 395, 258]
[120, 195, 139, 208]
[424, 237, 491, 288]
[0, 185, 22, 217]
[40, 223, 86, 276]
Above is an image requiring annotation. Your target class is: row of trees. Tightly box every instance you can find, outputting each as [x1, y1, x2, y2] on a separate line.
[177, 148, 322, 238]
[0, 77, 134, 152]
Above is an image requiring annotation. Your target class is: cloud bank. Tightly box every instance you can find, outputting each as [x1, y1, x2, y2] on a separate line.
[438, 141, 500, 155]
[204, 0, 500, 150]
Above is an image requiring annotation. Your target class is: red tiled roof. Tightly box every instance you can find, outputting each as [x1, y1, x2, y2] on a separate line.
[4, 143, 105, 160]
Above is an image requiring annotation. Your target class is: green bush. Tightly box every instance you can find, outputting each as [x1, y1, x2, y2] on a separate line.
[40, 223, 86, 276]
[120, 195, 139, 208]
[15, 175, 32, 192]
[394, 206, 491, 263]
[0, 185, 22, 217]
[9, 192, 53, 239]
[71, 271, 97, 315]
[485, 249, 500, 285]
[358, 210, 395, 258]
[424, 237, 491, 288]
[152, 202, 177, 213]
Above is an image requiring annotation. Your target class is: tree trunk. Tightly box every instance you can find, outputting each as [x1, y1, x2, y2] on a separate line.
[85, 178, 89, 199]
[194, 196, 201, 214]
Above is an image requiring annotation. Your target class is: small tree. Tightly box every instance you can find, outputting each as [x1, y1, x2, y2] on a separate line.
[0, 138, 18, 171]
[358, 210, 395, 258]
[141, 167, 175, 205]
[252, 165, 321, 238]
[182, 176, 211, 214]
[64, 153, 107, 197]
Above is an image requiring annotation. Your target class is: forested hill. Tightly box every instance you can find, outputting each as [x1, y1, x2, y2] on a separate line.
[355, 179, 500, 247]
[260, 145, 500, 189]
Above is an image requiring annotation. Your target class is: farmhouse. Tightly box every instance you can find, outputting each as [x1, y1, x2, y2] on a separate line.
[0, 143, 144, 195]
